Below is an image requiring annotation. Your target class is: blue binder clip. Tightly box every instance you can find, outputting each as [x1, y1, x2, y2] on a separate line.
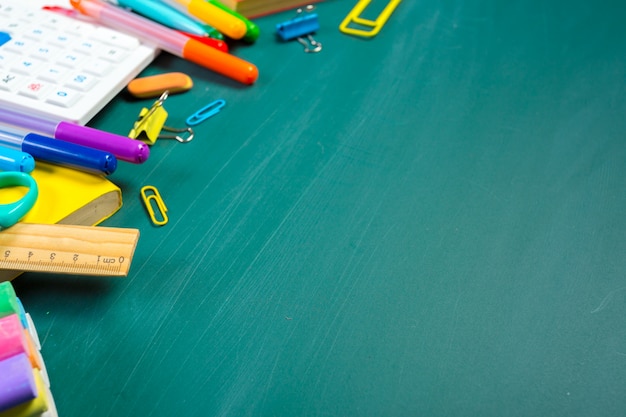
[276, 5, 322, 53]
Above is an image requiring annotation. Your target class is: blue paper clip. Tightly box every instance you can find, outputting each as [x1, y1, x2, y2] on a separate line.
[276, 5, 322, 53]
[185, 99, 226, 126]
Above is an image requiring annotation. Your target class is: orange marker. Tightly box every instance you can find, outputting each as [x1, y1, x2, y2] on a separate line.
[71, 0, 258, 85]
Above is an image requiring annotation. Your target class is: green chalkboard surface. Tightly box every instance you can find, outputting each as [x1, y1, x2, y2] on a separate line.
[13, 1, 626, 416]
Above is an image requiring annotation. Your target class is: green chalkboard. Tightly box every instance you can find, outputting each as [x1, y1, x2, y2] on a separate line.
[14, 1, 626, 416]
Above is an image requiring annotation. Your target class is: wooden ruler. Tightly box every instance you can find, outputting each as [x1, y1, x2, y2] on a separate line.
[0, 223, 139, 277]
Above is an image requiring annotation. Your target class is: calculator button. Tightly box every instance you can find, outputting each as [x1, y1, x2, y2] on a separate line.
[98, 47, 127, 63]
[0, 5, 14, 16]
[21, 25, 48, 42]
[3, 37, 30, 53]
[0, 49, 19, 67]
[29, 44, 60, 61]
[62, 20, 97, 36]
[82, 59, 112, 77]
[11, 57, 44, 75]
[1, 20, 27, 34]
[45, 88, 81, 108]
[39, 15, 67, 30]
[0, 71, 22, 91]
[56, 52, 86, 68]
[73, 39, 99, 56]
[18, 79, 50, 100]
[64, 72, 97, 92]
[38, 65, 70, 82]
[0, 31, 10, 47]
[48, 32, 73, 48]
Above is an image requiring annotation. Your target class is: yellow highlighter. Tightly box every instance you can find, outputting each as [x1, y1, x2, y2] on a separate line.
[162, 0, 247, 40]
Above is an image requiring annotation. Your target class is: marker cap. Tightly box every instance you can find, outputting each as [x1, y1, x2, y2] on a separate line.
[183, 38, 258, 85]
[0, 147, 35, 173]
[54, 122, 150, 164]
[22, 133, 118, 176]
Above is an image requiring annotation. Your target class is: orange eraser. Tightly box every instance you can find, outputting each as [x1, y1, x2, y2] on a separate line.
[127, 72, 193, 98]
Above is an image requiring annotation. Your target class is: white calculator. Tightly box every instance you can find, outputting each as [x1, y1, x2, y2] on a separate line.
[0, 0, 158, 125]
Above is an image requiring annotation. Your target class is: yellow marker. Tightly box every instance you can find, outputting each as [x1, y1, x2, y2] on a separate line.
[162, 0, 247, 40]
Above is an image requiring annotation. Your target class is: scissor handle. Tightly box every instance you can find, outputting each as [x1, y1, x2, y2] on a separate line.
[0, 172, 38, 229]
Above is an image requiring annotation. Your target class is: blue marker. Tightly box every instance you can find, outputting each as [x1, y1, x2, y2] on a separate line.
[0, 127, 117, 175]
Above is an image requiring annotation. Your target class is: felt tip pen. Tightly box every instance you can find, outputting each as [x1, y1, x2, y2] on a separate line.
[206, 0, 259, 42]
[105, 0, 217, 38]
[0, 146, 35, 173]
[70, 0, 258, 85]
[177, 31, 229, 52]
[161, 0, 247, 40]
[0, 107, 149, 164]
[0, 126, 118, 175]
[44, 4, 225, 39]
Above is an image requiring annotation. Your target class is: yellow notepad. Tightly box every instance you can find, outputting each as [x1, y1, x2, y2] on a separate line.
[0, 162, 122, 281]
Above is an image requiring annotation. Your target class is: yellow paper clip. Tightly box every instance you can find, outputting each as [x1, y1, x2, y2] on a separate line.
[339, 0, 402, 38]
[140, 185, 168, 226]
[128, 91, 194, 145]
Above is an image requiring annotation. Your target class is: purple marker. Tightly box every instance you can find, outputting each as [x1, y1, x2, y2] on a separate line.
[0, 107, 150, 164]
[0, 353, 38, 412]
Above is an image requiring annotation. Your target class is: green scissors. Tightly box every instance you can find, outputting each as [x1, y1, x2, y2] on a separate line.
[0, 172, 38, 229]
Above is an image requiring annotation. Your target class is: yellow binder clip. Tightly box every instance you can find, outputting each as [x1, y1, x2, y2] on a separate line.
[339, 0, 402, 38]
[128, 91, 193, 145]
[140, 185, 168, 226]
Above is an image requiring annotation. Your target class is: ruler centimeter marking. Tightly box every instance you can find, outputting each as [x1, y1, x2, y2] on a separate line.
[0, 223, 140, 277]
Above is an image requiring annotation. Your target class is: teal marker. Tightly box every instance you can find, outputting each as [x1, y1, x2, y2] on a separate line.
[206, 0, 260, 42]
[115, 0, 224, 40]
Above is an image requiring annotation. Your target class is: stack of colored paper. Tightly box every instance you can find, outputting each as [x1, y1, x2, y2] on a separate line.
[0, 282, 57, 417]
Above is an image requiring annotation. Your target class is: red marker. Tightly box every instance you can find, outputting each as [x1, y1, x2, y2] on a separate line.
[176, 31, 229, 53]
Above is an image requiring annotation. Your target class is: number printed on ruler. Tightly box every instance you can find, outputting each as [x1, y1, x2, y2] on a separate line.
[1, 247, 131, 275]
[0, 223, 139, 277]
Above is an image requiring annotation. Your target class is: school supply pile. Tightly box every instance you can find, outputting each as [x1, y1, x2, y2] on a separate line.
[0, 162, 124, 282]
[0, 281, 57, 417]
